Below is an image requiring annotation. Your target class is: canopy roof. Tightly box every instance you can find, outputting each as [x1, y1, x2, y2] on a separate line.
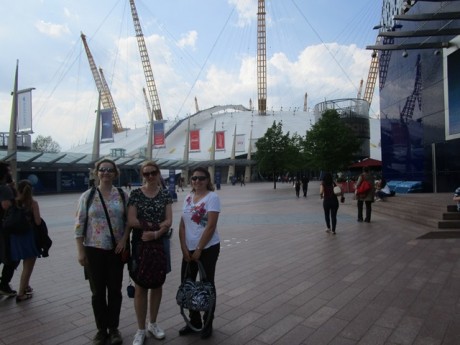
[349, 158, 382, 168]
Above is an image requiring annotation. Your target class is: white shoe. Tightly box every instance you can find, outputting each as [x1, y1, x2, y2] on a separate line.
[148, 322, 165, 340]
[132, 330, 145, 345]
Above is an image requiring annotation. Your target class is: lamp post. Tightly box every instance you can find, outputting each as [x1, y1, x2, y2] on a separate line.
[7, 60, 19, 181]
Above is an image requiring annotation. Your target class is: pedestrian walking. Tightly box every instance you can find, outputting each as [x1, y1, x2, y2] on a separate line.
[320, 173, 343, 234]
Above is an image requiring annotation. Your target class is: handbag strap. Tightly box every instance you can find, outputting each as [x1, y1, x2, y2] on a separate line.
[183, 260, 208, 282]
[97, 188, 117, 249]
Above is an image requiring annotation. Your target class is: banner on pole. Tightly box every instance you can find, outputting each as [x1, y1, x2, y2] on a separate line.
[101, 109, 114, 142]
[153, 121, 166, 148]
[216, 131, 225, 150]
[235, 134, 245, 152]
[190, 129, 200, 151]
[17, 89, 33, 133]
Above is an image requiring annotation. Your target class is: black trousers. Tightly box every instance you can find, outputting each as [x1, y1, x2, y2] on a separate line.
[357, 200, 372, 221]
[180, 243, 220, 329]
[323, 199, 339, 231]
[0, 233, 19, 287]
[85, 246, 124, 332]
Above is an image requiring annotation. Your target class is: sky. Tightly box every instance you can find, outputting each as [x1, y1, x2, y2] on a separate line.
[0, 0, 382, 151]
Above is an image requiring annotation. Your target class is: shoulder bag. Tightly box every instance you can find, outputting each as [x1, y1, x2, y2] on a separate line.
[129, 236, 167, 289]
[356, 175, 371, 196]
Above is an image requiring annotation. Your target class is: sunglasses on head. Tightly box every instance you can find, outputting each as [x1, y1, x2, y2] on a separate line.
[98, 167, 116, 173]
[143, 170, 159, 177]
[191, 175, 207, 181]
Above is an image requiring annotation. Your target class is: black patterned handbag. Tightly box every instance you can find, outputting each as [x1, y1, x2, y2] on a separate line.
[176, 260, 216, 331]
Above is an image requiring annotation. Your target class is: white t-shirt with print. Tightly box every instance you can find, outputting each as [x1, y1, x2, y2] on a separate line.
[182, 191, 221, 250]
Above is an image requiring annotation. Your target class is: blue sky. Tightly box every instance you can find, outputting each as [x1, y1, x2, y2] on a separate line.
[0, 0, 382, 151]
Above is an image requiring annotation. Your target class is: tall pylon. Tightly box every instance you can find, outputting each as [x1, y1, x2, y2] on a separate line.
[257, 0, 267, 115]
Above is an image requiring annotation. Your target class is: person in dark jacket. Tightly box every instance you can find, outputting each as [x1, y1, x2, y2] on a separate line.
[0, 162, 19, 297]
[302, 176, 310, 197]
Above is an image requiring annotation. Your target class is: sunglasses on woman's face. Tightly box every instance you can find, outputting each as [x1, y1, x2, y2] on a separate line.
[191, 175, 207, 181]
[98, 167, 116, 173]
[143, 170, 159, 177]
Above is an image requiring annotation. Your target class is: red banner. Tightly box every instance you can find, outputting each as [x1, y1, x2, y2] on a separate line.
[216, 131, 225, 150]
[190, 129, 200, 151]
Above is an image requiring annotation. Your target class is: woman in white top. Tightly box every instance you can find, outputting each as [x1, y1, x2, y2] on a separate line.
[178, 166, 221, 339]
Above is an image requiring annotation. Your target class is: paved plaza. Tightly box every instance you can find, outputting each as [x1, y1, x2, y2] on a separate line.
[1, 181, 459, 345]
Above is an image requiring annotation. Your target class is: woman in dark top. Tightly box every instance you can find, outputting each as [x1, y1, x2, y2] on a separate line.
[320, 173, 343, 235]
[127, 161, 172, 345]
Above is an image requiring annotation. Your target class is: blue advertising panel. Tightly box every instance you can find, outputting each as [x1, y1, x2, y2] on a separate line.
[101, 109, 114, 142]
[168, 169, 177, 201]
[215, 168, 221, 190]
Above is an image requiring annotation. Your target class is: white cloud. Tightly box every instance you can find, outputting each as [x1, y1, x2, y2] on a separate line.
[228, 0, 257, 27]
[35, 20, 70, 37]
[177, 31, 198, 49]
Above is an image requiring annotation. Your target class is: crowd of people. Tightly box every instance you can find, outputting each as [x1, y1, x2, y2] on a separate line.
[74, 160, 221, 345]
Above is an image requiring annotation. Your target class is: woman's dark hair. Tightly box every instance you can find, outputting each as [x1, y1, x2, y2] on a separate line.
[322, 173, 333, 187]
[191, 166, 214, 191]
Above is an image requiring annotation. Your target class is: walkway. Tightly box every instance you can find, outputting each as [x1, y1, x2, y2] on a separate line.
[1, 182, 459, 345]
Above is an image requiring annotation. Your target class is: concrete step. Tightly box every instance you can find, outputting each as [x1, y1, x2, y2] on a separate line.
[447, 205, 458, 212]
[442, 212, 460, 220]
[372, 193, 459, 230]
[438, 220, 460, 229]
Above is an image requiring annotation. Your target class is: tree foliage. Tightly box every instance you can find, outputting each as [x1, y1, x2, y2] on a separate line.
[32, 135, 61, 153]
[302, 109, 361, 172]
[255, 121, 299, 189]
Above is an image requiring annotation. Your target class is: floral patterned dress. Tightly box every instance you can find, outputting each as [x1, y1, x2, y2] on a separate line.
[128, 188, 173, 274]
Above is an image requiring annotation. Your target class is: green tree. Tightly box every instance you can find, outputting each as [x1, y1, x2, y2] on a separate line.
[255, 121, 299, 189]
[32, 135, 61, 153]
[302, 109, 361, 172]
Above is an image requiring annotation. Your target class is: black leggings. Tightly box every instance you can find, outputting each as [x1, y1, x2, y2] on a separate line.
[323, 199, 339, 231]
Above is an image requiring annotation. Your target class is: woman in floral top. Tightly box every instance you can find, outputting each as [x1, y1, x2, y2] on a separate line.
[178, 166, 221, 339]
[74, 158, 128, 345]
[127, 161, 172, 345]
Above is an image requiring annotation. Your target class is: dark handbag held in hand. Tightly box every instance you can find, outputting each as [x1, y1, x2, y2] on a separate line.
[176, 260, 216, 332]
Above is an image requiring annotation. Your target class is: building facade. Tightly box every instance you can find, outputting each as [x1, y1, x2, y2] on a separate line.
[378, 0, 460, 192]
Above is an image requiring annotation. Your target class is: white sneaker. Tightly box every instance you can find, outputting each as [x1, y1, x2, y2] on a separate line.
[132, 330, 145, 345]
[148, 322, 165, 340]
